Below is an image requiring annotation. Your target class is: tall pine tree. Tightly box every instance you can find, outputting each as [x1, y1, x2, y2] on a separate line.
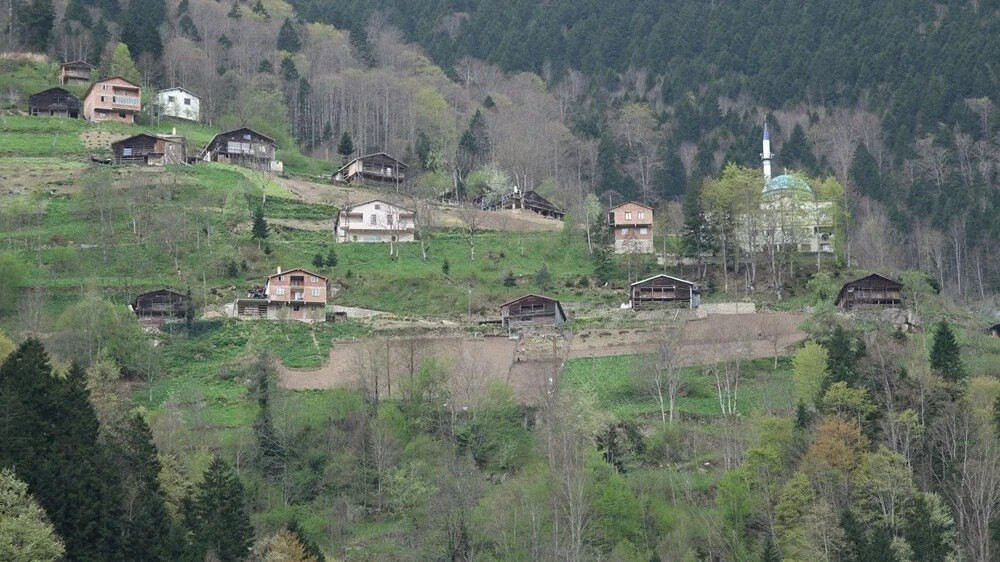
[187, 457, 254, 561]
[930, 321, 964, 382]
[277, 18, 301, 52]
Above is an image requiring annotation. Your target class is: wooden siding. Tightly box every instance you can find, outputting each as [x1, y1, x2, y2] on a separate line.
[630, 275, 699, 309]
[112, 134, 186, 165]
[28, 88, 80, 118]
[501, 295, 566, 328]
[133, 289, 190, 319]
[835, 274, 903, 310]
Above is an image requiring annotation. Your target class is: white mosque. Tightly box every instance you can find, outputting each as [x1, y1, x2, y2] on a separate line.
[745, 123, 835, 253]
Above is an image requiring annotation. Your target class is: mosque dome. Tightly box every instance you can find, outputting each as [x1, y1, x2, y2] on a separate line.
[764, 174, 812, 195]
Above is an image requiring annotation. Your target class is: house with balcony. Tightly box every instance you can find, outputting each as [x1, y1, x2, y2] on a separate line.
[82, 77, 142, 124]
[834, 273, 903, 311]
[608, 201, 654, 253]
[333, 152, 407, 187]
[200, 127, 282, 172]
[131, 289, 192, 328]
[60, 60, 94, 86]
[155, 87, 200, 121]
[235, 267, 327, 322]
[334, 199, 416, 243]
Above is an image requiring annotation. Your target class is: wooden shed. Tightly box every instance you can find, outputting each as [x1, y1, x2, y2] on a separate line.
[630, 274, 700, 310]
[478, 189, 565, 219]
[111, 134, 187, 165]
[988, 324, 1000, 338]
[834, 273, 903, 310]
[500, 294, 567, 329]
[132, 289, 191, 325]
[60, 60, 94, 85]
[28, 87, 80, 118]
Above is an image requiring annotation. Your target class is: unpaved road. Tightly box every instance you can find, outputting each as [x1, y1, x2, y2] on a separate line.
[278, 312, 807, 403]
[275, 176, 563, 232]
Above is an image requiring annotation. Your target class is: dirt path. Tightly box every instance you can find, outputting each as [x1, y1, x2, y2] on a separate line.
[278, 312, 807, 403]
[275, 176, 562, 232]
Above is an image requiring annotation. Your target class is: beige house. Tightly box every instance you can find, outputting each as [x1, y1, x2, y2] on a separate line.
[608, 201, 654, 253]
[334, 199, 416, 243]
[83, 77, 141, 123]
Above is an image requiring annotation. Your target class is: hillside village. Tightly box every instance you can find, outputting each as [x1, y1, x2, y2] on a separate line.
[1, 1, 1000, 561]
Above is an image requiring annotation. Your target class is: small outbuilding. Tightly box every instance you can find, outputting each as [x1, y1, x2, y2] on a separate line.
[333, 153, 407, 186]
[200, 128, 282, 172]
[111, 133, 187, 165]
[28, 87, 81, 118]
[500, 294, 567, 329]
[834, 273, 903, 310]
[60, 60, 94, 85]
[630, 274, 700, 310]
[988, 323, 1000, 338]
[132, 289, 192, 326]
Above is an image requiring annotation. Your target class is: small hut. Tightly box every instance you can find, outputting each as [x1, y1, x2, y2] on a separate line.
[132, 289, 191, 326]
[500, 294, 567, 329]
[630, 274, 700, 310]
[111, 133, 187, 165]
[834, 273, 903, 310]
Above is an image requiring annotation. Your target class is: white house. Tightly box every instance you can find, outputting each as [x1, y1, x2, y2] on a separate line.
[334, 199, 416, 243]
[155, 87, 200, 121]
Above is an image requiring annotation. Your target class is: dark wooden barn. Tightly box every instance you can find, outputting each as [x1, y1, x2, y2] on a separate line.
[630, 274, 700, 310]
[28, 87, 80, 118]
[834, 273, 903, 310]
[60, 60, 93, 85]
[112, 134, 186, 165]
[988, 323, 1000, 338]
[200, 128, 279, 171]
[500, 294, 567, 329]
[334, 153, 408, 186]
[478, 189, 565, 219]
[132, 289, 192, 326]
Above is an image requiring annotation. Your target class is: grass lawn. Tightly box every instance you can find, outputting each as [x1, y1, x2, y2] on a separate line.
[561, 354, 796, 421]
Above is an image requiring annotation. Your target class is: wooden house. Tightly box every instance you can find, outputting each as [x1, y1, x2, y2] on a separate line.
[608, 201, 654, 253]
[478, 188, 565, 219]
[131, 289, 191, 326]
[988, 324, 1000, 338]
[236, 267, 327, 322]
[28, 87, 80, 118]
[334, 199, 416, 243]
[834, 273, 903, 310]
[83, 77, 141, 123]
[112, 133, 186, 165]
[630, 274, 700, 310]
[200, 128, 282, 172]
[333, 153, 407, 186]
[500, 294, 567, 329]
[60, 60, 93, 86]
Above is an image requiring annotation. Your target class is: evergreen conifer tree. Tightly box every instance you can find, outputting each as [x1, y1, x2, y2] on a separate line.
[108, 42, 141, 85]
[277, 18, 301, 52]
[848, 143, 882, 201]
[187, 458, 254, 561]
[534, 263, 552, 289]
[325, 248, 338, 268]
[312, 253, 325, 269]
[280, 56, 299, 82]
[251, 0, 268, 17]
[121, 0, 165, 58]
[337, 132, 355, 158]
[287, 518, 325, 561]
[823, 325, 865, 390]
[779, 123, 817, 174]
[904, 493, 958, 562]
[257, 59, 274, 73]
[760, 535, 780, 562]
[227, 2, 242, 19]
[251, 207, 269, 248]
[0, 468, 64, 561]
[15, 0, 55, 51]
[930, 321, 964, 382]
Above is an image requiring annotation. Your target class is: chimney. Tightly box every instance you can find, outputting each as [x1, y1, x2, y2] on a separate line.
[277, 266, 282, 274]
[172, 127, 176, 136]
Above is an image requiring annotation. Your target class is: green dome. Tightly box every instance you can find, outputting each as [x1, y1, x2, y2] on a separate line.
[764, 174, 812, 195]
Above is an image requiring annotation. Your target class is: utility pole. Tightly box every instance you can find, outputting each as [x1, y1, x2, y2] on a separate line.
[467, 287, 472, 320]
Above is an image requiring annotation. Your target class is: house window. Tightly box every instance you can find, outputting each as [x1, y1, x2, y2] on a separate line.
[621, 228, 629, 235]
[168, 95, 176, 103]
[122, 147, 132, 156]
[119, 112, 126, 118]
[639, 227, 648, 234]
[638, 211, 645, 219]
[387, 214, 394, 226]
[352, 235, 358, 241]
[311, 288, 320, 297]
[100, 96, 105, 102]
[370, 214, 377, 225]
[310, 276, 317, 282]
[183, 98, 191, 105]
[276, 287, 285, 295]
[243, 133, 252, 140]
[102, 84, 107, 90]
[374, 204, 381, 210]
[625, 211, 632, 220]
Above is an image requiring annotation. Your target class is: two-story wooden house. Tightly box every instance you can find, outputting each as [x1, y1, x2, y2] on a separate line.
[236, 267, 327, 322]
[333, 153, 407, 187]
[28, 87, 80, 118]
[629, 274, 700, 310]
[500, 294, 567, 329]
[200, 128, 282, 172]
[334, 199, 416, 243]
[608, 201, 654, 253]
[82, 77, 141, 123]
[59, 60, 94, 86]
[834, 273, 903, 310]
[131, 289, 192, 328]
[111, 133, 187, 165]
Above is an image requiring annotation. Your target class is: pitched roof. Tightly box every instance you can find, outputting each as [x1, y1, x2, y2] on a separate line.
[336, 152, 408, 174]
[61, 60, 94, 69]
[132, 288, 189, 307]
[200, 128, 277, 156]
[342, 199, 415, 214]
[82, 76, 141, 99]
[499, 294, 567, 319]
[630, 274, 698, 288]
[156, 86, 200, 98]
[834, 273, 903, 304]
[609, 200, 654, 211]
[111, 133, 182, 146]
[267, 268, 327, 281]
[29, 86, 73, 97]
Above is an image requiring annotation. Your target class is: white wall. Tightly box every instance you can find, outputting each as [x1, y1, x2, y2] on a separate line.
[156, 89, 200, 122]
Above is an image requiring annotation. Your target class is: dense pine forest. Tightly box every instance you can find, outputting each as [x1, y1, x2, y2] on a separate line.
[1, 1, 1000, 561]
